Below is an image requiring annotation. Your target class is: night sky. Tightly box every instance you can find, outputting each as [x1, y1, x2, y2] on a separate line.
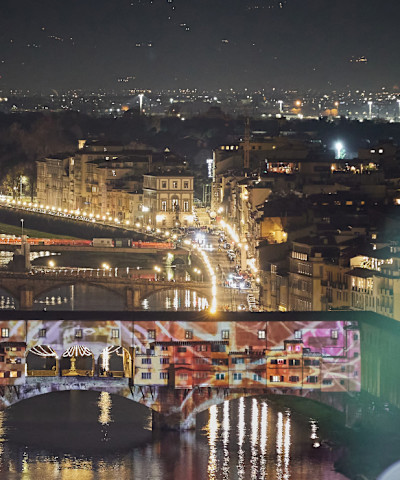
[1, 0, 400, 92]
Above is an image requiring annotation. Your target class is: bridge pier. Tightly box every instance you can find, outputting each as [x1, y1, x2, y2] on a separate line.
[19, 287, 34, 310]
[126, 288, 142, 311]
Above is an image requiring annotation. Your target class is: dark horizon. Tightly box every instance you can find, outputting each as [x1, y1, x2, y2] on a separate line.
[1, 0, 400, 93]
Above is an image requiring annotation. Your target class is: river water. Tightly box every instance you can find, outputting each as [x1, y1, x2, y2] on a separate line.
[0, 391, 347, 480]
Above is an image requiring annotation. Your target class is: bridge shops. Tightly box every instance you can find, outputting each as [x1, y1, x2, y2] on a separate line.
[0, 311, 362, 415]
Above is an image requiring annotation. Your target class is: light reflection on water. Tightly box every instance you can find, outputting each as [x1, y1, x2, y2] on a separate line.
[0, 284, 210, 311]
[0, 393, 349, 480]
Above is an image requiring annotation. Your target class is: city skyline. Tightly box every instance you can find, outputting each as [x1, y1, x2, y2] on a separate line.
[1, 0, 400, 92]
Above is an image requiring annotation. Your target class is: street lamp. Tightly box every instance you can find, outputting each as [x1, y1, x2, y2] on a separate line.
[278, 100, 283, 113]
[20, 218, 24, 237]
[48, 260, 55, 268]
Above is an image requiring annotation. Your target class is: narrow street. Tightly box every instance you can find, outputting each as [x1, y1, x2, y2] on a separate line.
[196, 231, 254, 311]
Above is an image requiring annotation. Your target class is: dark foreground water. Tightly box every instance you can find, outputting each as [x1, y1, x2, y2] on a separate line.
[0, 391, 347, 480]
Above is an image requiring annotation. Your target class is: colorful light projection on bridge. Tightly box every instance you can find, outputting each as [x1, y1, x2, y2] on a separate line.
[0, 318, 360, 397]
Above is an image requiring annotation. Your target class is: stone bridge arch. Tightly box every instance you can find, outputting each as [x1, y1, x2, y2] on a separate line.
[0, 381, 350, 430]
[32, 280, 126, 306]
[140, 284, 211, 305]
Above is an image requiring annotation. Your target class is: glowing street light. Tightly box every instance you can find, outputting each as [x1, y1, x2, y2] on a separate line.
[368, 101, 373, 119]
[335, 141, 343, 159]
[48, 260, 55, 268]
[278, 100, 283, 113]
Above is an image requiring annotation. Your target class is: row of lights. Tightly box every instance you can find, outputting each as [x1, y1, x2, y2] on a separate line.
[192, 242, 217, 314]
[2, 198, 180, 238]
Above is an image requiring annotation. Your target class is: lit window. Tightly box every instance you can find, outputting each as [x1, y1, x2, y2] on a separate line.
[258, 330, 266, 339]
[331, 330, 338, 339]
[221, 330, 230, 339]
[75, 329, 82, 339]
[39, 328, 47, 338]
[179, 373, 188, 380]
[184, 181, 189, 188]
[1, 328, 9, 338]
[161, 201, 167, 211]
[148, 329, 156, 340]
[270, 375, 281, 382]
[185, 330, 193, 339]
[173, 181, 178, 189]
[183, 201, 189, 212]
[294, 330, 302, 339]
[111, 329, 119, 339]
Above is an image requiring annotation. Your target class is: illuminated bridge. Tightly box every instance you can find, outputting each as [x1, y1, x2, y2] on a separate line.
[1, 309, 394, 429]
[0, 271, 210, 310]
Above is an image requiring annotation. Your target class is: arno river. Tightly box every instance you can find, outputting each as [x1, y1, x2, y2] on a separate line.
[0, 392, 347, 480]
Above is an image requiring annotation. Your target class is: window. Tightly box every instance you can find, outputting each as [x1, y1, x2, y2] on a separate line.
[288, 359, 300, 366]
[322, 379, 333, 385]
[141, 372, 151, 380]
[216, 373, 225, 380]
[183, 201, 189, 212]
[183, 181, 189, 189]
[306, 376, 318, 383]
[141, 358, 151, 364]
[277, 359, 286, 365]
[289, 376, 300, 382]
[270, 375, 283, 382]
[39, 328, 47, 338]
[111, 329, 119, 339]
[340, 380, 345, 385]
[161, 346, 169, 351]
[177, 347, 187, 353]
[341, 366, 346, 372]
[253, 374, 262, 381]
[148, 329, 156, 340]
[294, 330, 302, 339]
[161, 201, 167, 211]
[258, 330, 266, 339]
[270, 359, 278, 365]
[233, 373, 242, 380]
[162, 181, 167, 188]
[211, 344, 226, 352]
[160, 372, 169, 379]
[172, 198, 179, 210]
[75, 329, 82, 339]
[195, 357, 209, 364]
[232, 357, 245, 364]
[354, 352, 359, 358]
[212, 359, 228, 366]
[179, 373, 188, 380]
[353, 334, 359, 341]
[172, 181, 178, 189]
[185, 330, 193, 339]
[331, 330, 338, 339]
[160, 358, 170, 364]
[304, 359, 320, 366]
[221, 330, 230, 340]
[196, 345, 207, 352]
